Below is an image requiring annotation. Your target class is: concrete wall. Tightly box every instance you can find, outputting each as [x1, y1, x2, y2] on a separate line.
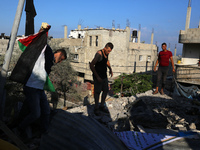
[182, 43, 200, 65]
[65, 27, 158, 81]
[176, 3, 200, 85]
[179, 28, 200, 65]
[50, 38, 83, 47]
[0, 39, 21, 56]
[0, 39, 9, 55]
[0, 30, 158, 83]
[84, 28, 126, 79]
[128, 43, 157, 73]
[176, 65, 200, 85]
[179, 28, 200, 44]
[49, 27, 158, 82]
[179, 26, 200, 66]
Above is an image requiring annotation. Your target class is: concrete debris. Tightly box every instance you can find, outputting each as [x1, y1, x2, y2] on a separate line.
[189, 123, 196, 130]
[2, 89, 200, 149]
[66, 89, 200, 133]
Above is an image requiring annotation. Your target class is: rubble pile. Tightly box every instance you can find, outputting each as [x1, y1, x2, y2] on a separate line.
[67, 89, 200, 133]
[2, 89, 200, 149]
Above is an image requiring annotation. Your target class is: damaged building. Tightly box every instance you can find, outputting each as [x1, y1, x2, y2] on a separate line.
[49, 24, 158, 82]
[176, 0, 200, 85]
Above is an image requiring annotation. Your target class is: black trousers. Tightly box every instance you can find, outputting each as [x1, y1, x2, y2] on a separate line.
[156, 66, 169, 88]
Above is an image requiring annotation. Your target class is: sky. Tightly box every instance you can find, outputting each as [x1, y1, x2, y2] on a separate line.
[0, 0, 200, 55]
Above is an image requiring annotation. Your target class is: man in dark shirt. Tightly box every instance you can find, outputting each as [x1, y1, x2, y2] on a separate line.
[90, 42, 114, 115]
[153, 43, 175, 95]
[12, 23, 66, 138]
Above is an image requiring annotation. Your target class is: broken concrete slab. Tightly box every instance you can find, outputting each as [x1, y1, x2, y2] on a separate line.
[65, 89, 200, 133]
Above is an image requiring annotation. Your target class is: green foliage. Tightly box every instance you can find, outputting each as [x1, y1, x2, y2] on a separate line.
[112, 73, 152, 96]
[49, 47, 81, 103]
[50, 59, 77, 91]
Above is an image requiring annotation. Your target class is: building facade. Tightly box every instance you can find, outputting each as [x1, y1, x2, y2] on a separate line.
[176, 0, 200, 85]
[50, 25, 158, 82]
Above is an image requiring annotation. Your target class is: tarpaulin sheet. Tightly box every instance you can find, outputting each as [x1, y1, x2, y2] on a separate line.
[115, 131, 182, 150]
[174, 77, 200, 100]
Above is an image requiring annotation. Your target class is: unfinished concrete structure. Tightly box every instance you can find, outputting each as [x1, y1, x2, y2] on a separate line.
[0, 25, 158, 83]
[176, 0, 200, 85]
[50, 25, 158, 82]
[0, 38, 19, 56]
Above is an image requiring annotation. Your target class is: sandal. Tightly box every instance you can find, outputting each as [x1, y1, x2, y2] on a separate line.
[153, 91, 158, 94]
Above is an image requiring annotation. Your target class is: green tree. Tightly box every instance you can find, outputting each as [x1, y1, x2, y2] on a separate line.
[49, 47, 81, 105]
[112, 73, 152, 96]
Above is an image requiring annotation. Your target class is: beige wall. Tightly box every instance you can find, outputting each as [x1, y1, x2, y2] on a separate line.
[176, 65, 200, 85]
[181, 43, 200, 65]
[0, 28, 158, 82]
[0, 39, 21, 56]
[179, 28, 200, 44]
[179, 28, 200, 65]
[49, 27, 158, 81]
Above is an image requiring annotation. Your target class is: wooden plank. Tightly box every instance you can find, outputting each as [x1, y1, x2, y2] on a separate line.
[0, 121, 29, 150]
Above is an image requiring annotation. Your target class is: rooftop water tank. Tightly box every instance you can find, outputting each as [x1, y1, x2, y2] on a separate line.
[132, 30, 137, 38]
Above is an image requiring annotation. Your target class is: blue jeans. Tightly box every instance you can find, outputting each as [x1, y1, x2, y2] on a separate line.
[19, 86, 50, 133]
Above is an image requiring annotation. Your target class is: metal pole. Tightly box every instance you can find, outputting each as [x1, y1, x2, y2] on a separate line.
[0, 0, 25, 120]
[120, 75, 123, 97]
[146, 61, 148, 72]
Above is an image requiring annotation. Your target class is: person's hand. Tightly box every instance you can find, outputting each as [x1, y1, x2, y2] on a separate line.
[109, 70, 113, 77]
[97, 76, 102, 83]
[39, 22, 51, 32]
[153, 67, 157, 72]
[173, 68, 175, 73]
